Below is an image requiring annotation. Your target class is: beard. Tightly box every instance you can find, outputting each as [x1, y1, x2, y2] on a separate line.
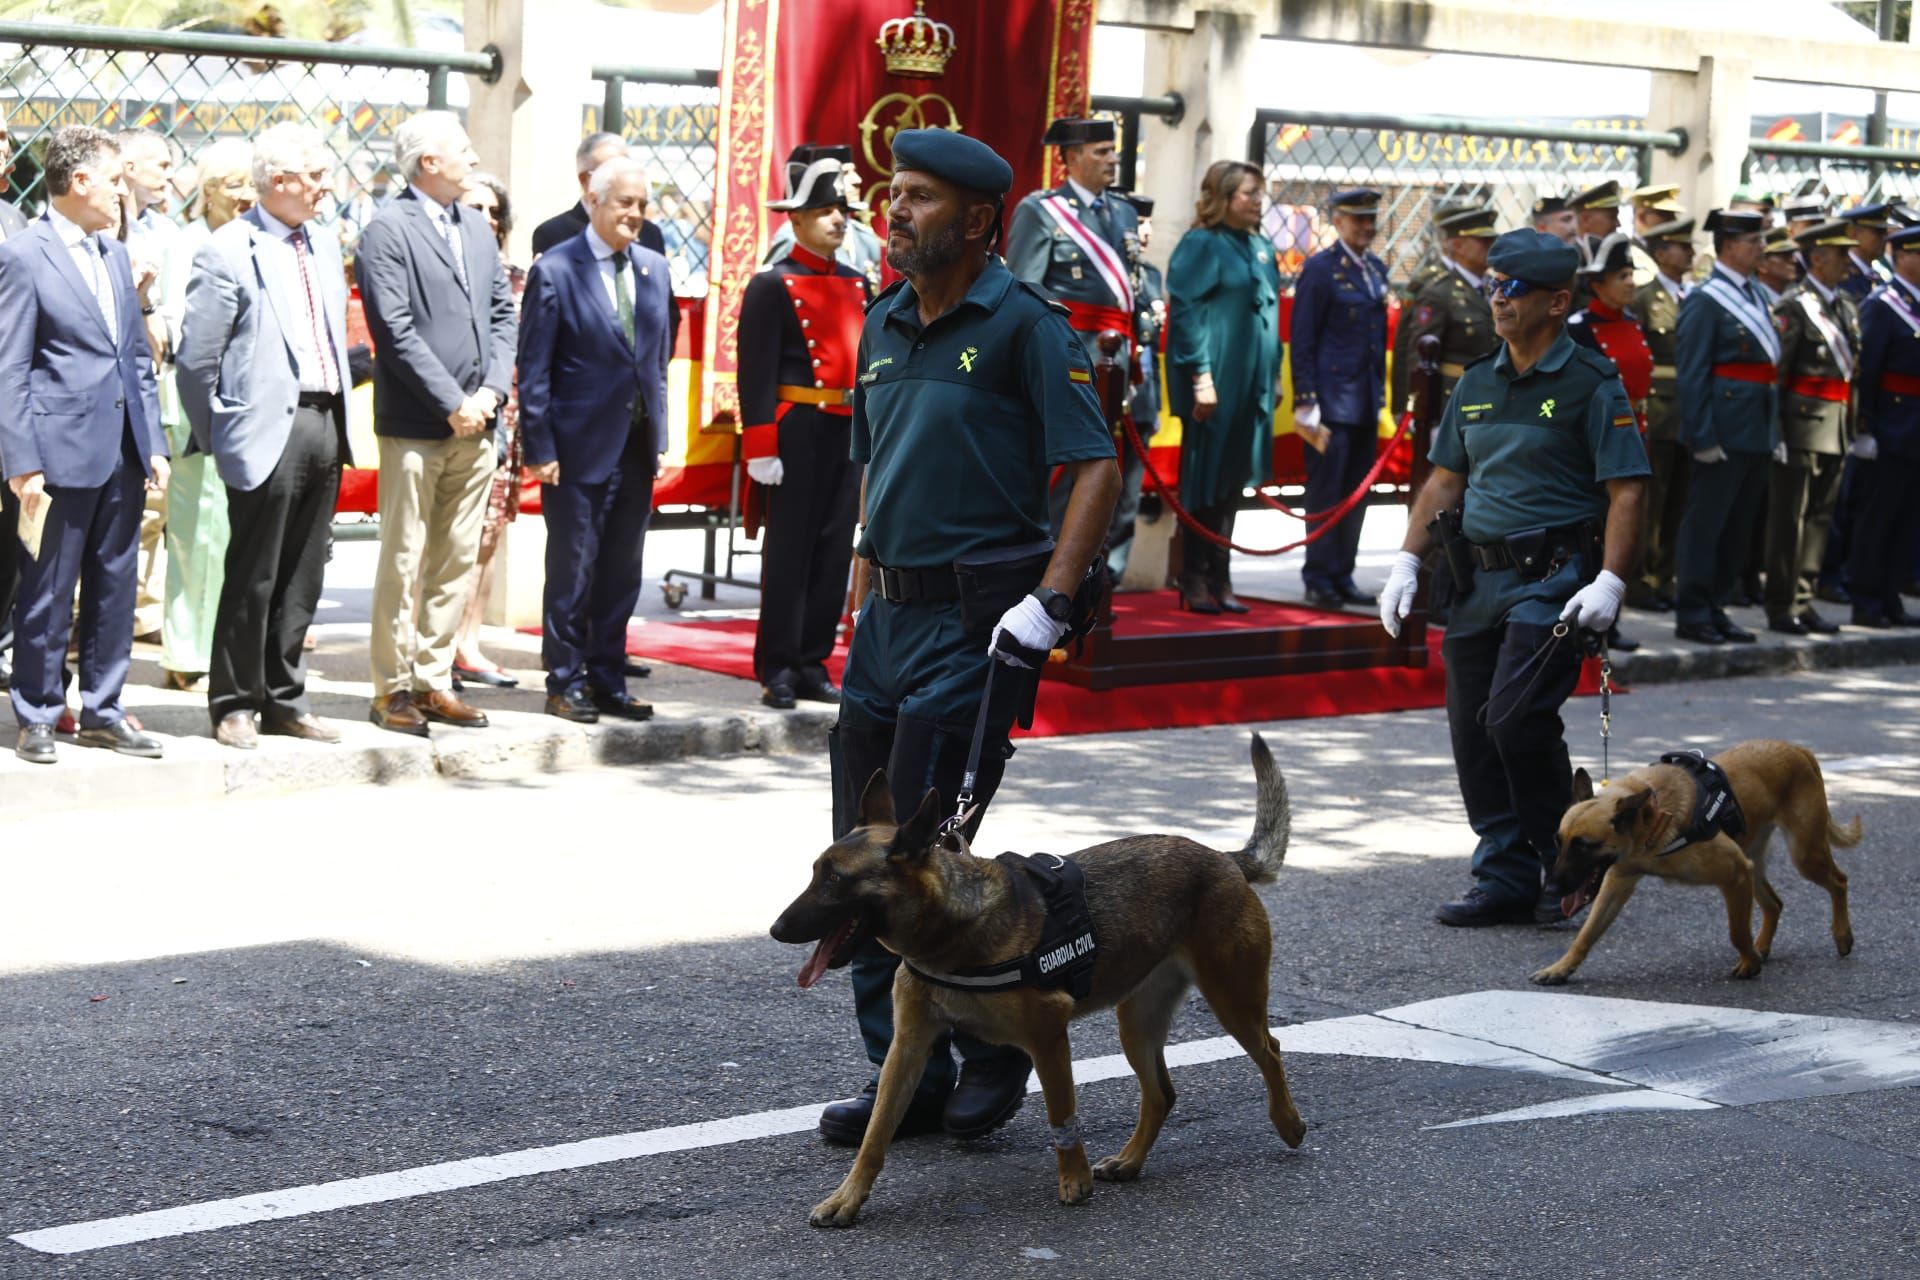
[887, 213, 965, 275]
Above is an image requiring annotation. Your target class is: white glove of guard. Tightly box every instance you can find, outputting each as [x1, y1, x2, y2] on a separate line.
[1773, 441, 1790, 466]
[746, 456, 783, 485]
[1692, 446, 1727, 464]
[1293, 401, 1323, 432]
[1851, 434, 1879, 461]
[1560, 569, 1628, 633]
[989, 595, 1068, 668]
[1379, 550, 1422, 638]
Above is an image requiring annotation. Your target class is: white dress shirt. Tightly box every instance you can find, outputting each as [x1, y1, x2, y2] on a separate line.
[409, 182, 465, 283]
[584, 224, 631, 322]
[48, 205, 115, 337]
[255, 205, 336, 393]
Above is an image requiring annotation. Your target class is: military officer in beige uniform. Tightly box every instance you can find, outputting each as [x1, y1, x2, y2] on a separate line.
[1390, 203, 1499, 418]
[1628, 183, 1683, 286]
[1630, 217, 1695, 611]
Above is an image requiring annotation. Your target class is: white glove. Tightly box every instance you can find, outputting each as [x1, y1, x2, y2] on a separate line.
[1692, 446, 1727, 464]
[988, 594, 1068, 668]
[746, 455, 783, 485]
[1851, 434, 1879, 461]
[1773, 441, 1790, 466]
[1560, 569, 1628, 633]
[1379, 550, 1422, 638]
[1293, 401, 1323, 432]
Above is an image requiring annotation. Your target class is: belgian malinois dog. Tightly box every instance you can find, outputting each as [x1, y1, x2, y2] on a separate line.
[1534, 739, 1862, 985]
[769, 734, 1304, 1227]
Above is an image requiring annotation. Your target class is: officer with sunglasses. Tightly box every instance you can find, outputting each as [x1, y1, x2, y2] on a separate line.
[1379, 230, 1650, 928]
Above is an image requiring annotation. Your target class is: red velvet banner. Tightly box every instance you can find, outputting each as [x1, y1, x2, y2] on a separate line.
[705, 0, 1095, 442]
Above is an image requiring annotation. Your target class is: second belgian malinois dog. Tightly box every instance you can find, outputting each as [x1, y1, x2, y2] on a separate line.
[769, 734, 1304, 1227]
[1534, 739, 1863, 985]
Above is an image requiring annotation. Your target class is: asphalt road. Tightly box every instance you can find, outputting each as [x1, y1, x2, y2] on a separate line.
[3, 664, 1919, 1279]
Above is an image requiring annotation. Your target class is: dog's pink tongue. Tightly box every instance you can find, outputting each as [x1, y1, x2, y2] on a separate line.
[797, 940, 832, 989]
[1561, 888, 1591, 919]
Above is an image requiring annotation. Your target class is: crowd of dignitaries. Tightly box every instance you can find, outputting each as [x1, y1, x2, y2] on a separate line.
[0, 116, 677, 763]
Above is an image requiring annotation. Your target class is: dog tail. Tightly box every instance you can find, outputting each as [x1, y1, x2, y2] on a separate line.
[1800, 744, 1865, 850]
[1232, 733, 1291, 884]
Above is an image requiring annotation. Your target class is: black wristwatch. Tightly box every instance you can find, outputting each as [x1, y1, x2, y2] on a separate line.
[1031, 587, 1073, 623]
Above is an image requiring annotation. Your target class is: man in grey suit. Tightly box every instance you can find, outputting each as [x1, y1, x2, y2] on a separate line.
[355, 111, 516, 737]
[0, 126, 168, 763]
[178, 122, 354, 750]
[0, 130, 33, 691]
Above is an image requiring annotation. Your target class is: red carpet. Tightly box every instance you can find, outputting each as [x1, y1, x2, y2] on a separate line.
[602, 590, 1607, 739]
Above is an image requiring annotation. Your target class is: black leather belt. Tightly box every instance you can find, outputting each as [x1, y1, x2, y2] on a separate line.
[868, 560, 961, 604]
[297, 391, 342, 409]
[1469, 524, 1589, 574]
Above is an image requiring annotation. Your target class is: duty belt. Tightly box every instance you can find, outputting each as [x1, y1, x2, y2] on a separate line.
[1468, 524, 1589, 574]
[777, 384, 853, 407]
[1788, 374, 1851, 403]
[867, 559, 961, 604]
[1712, 361, 1777, 385]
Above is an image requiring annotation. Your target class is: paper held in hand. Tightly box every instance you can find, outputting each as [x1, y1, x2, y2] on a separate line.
[17, 489, 50, 562]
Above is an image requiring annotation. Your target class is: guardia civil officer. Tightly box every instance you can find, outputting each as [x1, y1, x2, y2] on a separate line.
[1763, 220, 1858, 635]
[739, 147, 873, 709]
[1847, 222, 1920, 628]
[1004, 117, 1138, 363]
[1379, 230, 1649, 927]
[1672, 209, 1778, 645]
[1632, 217, 1695, 611]
[1391, 202, 1498, 417]
[1626, 184, 1683, 286]
[1292, 188, 1388, 607]
[1532, 193, 1577, 246]
[821, 129, 1120, 1145]
[1109, 189, 1165, 576]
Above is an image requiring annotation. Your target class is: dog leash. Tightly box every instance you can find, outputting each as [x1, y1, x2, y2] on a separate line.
[945, 635, 1051, 837]
[1478, 620, 1615, 787]
[1596, 633, 1613, 787]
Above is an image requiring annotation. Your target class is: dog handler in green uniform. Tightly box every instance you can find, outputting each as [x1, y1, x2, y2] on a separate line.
[820, 129, 1120, 1146]
[1379, 229, 1650, 928]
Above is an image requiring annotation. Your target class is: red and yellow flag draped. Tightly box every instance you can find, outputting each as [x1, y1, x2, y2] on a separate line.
[663, 0, 1093, 507]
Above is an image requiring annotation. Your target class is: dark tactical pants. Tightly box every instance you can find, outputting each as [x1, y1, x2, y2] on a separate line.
[1763, 448, 1846, 622]
[1674, 449, 1769, 629]
[753, 409, 859, 687]
[1302, 419, 1375, 593]
[832, 595, 1038, 1101]
[1444, 616, 1586, 905]
[1847, 455, 1920, 620]
[1635, 437, 1689, 604]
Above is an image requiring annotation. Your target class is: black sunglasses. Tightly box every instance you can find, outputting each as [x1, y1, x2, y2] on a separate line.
[1488, 277, 1538, 299]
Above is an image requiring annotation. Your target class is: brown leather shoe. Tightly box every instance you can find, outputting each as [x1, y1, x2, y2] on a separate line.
[370, 691, 430, 737]
[213, 710, 257, 750]
[264, 713, 342, 744]
[416, 688, 489, 728]
[163, 669, 206, 692]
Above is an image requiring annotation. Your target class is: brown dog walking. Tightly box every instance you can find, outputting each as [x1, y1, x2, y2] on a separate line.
[1536, 739, 1862, 984]
[770, 734, 1305, 1227]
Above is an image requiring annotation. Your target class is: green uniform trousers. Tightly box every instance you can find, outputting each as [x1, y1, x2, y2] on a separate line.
[1763, 449, 1846, 622]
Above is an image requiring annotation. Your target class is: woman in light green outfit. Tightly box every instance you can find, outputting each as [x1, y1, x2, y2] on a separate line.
[1165, 159, 1282, 614]
[158, 140, 255, 689]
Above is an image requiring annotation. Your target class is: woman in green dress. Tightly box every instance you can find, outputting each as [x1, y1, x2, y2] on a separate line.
[1165, 159, 1282, 614]
[157, 139, 254, 689]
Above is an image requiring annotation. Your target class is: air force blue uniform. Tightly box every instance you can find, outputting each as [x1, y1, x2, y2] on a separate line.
[1290, 239, 1388, 595]
[1848, 273, 1920, 623]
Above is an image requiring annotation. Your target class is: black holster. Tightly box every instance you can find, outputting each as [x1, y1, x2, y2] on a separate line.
[1429, 508, 1476, 598]
[953, 540, 1054, 632]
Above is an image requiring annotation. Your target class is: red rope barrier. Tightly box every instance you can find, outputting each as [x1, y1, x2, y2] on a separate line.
[1121, 411, 1414, 557]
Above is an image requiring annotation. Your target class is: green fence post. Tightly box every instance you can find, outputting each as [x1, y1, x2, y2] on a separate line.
[603, 76, 626, 136]
[428, 65, 449, 110]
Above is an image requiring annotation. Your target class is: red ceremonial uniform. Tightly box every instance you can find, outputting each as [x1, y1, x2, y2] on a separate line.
[1569, 300, 1655, 429]
[738, 243, 870, 459]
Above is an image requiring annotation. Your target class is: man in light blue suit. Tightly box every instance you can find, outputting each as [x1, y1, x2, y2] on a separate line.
[178, 122, 355, 750]
[517, 156, 671, 725]
[0, 126, 167, 764]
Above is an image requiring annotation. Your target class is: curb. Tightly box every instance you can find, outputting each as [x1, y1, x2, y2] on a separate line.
[1611, 630, 1920, 685]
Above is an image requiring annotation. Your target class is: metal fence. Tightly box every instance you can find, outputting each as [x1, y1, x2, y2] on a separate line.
[0, 20, 495, 241]
[1248, 109, 1687, 289]
[1744, 137, 1920, 209]
[591, 66, 719, 297]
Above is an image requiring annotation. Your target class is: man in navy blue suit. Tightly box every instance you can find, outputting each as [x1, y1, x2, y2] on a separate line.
[1848, 223, 1920, 628]
[0, 126, 167, 764]
[517, 156, 671, 724]
[1290, 187, 1389, 607]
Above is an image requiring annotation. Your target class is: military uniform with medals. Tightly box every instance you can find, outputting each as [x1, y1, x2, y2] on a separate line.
[1391, 203, 1499, 417]
[1630, 217, 1695, 609]
[1847, 224, 1920, 627]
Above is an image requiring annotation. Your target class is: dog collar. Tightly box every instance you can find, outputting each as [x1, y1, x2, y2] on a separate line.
[904, 853, 1099, 999]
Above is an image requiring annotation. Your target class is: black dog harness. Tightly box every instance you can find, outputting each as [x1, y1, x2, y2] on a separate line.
[1653, 750, 1747, 856]
[905, 853, 1099, 999]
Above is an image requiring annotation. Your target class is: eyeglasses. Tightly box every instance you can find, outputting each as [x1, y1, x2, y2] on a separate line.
[1488, 277, 1537, 299]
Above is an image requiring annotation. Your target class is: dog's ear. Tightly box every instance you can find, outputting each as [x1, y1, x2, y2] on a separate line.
[856, 770, 895, 828]
[1571, 768, 1594, 804]
[1611, 786, 1654, 832]
[888, 788, 946, 864]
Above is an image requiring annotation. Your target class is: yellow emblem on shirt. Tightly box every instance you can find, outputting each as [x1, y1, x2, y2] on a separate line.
[1540, 399, 1557, 418]
[959, 346, 979, 373]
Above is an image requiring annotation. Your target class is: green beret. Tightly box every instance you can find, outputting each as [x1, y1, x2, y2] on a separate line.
[890, 129, 1013, 196]
[1487, 228, 1579, 285]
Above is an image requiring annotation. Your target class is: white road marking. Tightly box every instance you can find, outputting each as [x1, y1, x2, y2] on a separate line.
[16, 991, 1920, 1255]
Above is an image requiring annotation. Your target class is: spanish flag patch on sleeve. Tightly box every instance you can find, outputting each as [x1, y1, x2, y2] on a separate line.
[1612, 414, 1635, 429]
[1069, 368, 1092, 384]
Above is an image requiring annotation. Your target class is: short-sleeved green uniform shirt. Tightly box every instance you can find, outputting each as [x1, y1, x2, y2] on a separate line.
[852, 257, 1116, 567]
[1429, 328, 1651, 635]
